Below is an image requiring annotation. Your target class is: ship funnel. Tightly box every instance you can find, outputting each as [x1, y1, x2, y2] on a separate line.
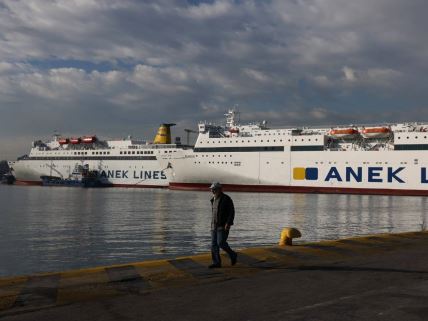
[153, 123, 176, 144]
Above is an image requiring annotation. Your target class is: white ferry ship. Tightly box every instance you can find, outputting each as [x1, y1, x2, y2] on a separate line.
[10, 124, 185, 187]
[161, 110, 428, 196]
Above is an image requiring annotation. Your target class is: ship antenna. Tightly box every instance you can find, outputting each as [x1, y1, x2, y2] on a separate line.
[53, 130, 61, 141]
[225, 107, 239, 128]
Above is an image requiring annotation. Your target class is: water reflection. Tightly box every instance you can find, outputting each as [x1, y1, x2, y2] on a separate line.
[0, 185, 427, 277]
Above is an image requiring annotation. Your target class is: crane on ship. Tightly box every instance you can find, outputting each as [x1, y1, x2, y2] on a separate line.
[45, 162, 64, 179]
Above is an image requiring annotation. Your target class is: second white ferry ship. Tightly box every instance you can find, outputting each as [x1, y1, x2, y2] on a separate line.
[10, 124, 185, 187]
[162, 110, 428, 196]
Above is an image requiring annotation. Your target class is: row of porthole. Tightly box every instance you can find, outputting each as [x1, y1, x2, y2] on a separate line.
[396, 136, 428, 139]
[295, 138, 319, 142]
[37, 150, 155, 155]
[255, 132, 287, 136]
[119, 150, 154, 155]
[194, 161, 235, 165]
[203, 140, 284, 144]
[34, 151, 111, 156]
[193, 161, 286, 165]
[37, 165, 146, 169]
[201, 138, 320, 144]
[315, 161, 392, 165]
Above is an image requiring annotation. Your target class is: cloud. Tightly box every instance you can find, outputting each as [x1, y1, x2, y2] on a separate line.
[243, 68, 271, 83]
[341, 66, 401, 87]
[185, 0, 234, 19]
[343, 66, 357, 82]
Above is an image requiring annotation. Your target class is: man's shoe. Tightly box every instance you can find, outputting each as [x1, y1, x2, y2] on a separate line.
[231, 253, 238, 266]
[208, 264, 221, 268]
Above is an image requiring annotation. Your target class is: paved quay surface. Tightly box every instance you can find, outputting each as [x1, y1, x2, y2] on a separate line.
[1, 231, 428, 321]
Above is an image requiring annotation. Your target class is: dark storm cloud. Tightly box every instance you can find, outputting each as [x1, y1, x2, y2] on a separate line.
[0, 0, 428, 157]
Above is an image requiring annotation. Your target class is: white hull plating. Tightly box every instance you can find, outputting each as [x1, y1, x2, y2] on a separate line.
[164, 150, 428, 192]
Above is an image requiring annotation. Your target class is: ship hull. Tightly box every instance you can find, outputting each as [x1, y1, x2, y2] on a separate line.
[12, 159, 172, 188]
[164, 149, 428, 196]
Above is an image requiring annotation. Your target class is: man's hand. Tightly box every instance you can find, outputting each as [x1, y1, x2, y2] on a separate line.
[225, 224, 230, 230]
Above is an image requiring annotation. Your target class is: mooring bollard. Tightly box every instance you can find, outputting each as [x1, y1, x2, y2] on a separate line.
[279, 227, 301, 246]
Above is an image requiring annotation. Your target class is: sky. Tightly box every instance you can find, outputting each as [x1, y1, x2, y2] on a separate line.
[1, 0, 428, 158]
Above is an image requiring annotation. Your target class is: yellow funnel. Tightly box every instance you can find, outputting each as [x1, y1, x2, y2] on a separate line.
[153, 123, 175, 144]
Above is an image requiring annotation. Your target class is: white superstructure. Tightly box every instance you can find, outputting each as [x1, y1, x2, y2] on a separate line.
[162, 110, 428, 196]
[11, 125, 184, 187]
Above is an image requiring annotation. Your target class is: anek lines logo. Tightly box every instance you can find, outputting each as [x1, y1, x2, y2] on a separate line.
[293, 167, 318, 180]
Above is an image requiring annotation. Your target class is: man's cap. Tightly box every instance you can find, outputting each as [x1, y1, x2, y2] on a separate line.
[210, 182, 222, 190]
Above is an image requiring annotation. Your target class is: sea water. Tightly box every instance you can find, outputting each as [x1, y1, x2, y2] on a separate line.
[0, 185, 427, 276]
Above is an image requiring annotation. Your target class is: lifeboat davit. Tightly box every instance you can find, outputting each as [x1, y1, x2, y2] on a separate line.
[70, 137, 81, 144]
[361, 127, 391, 139]
[82, 136, 97, 143]
[328, 128, 359, 139]
[58, 138, 69, 145]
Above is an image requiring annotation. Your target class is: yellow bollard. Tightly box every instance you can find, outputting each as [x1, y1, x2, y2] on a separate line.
[279, 228, 302, 246]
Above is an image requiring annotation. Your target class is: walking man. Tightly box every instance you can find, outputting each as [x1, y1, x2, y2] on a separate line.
[209, 182, 238, 268]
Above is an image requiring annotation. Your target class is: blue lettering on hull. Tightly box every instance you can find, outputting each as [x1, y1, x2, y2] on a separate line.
[99, 170, 167, 180]
[422, 168, 428, 183]
[346, 167, 362, 182]
[325, 167, 342, 182]
[388, 167, 405, 183]
[325, 167, 405, 183]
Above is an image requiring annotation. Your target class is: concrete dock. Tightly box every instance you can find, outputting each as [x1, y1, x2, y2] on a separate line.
[1, 231, 428, 321]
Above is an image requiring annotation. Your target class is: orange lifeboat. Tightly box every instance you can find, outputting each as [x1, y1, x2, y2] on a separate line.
[229, 128, 239, 134]
[361, 127, 391, 139]
[329, 128, 359, 139]
[70, 137, 81, 144]
[58, 138, 69, 145]
[82, 136, 97, 143]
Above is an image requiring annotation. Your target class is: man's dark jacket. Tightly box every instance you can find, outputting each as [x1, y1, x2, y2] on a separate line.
[211, 193, 235, 228]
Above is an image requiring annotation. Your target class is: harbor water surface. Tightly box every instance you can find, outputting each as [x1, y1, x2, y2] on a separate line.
[1, 185, 427, 277]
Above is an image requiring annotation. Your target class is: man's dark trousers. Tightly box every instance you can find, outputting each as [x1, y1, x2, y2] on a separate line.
[211, 228, 236, 266]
